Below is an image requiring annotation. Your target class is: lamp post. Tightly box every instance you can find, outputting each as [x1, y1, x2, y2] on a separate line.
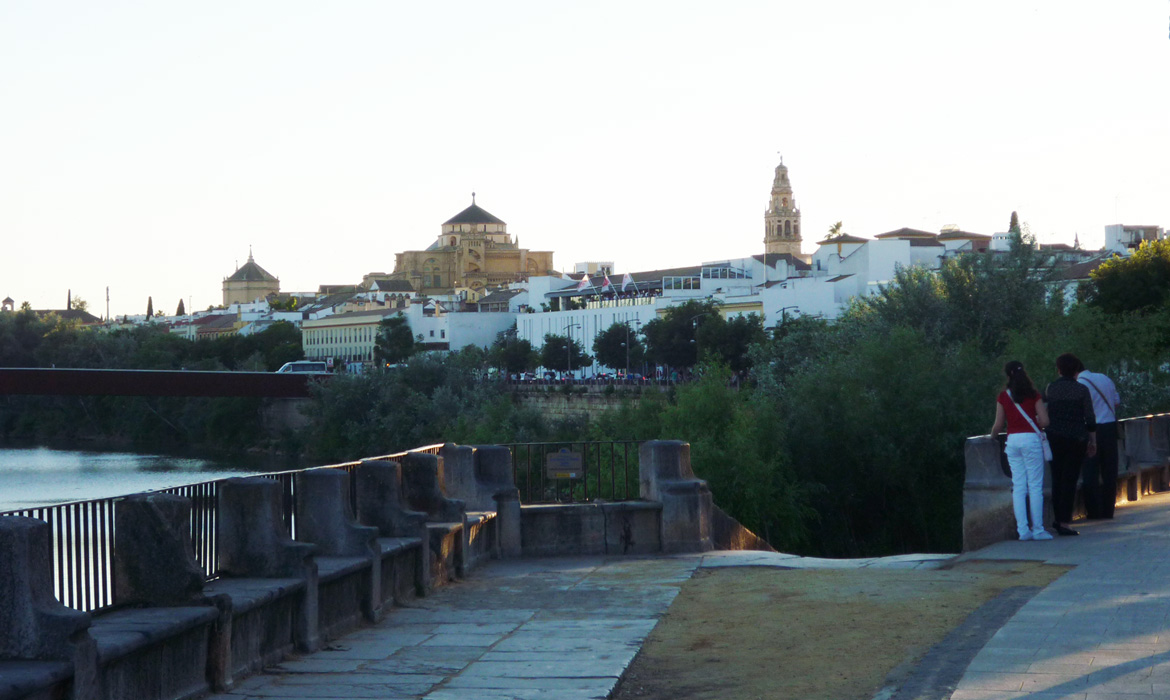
[564, 322, 581, 379]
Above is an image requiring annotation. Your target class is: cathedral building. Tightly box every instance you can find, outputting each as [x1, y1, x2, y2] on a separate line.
[222, 251, 280, 306]
[391, 197, 555, 296]
[763, 159, 804, 259]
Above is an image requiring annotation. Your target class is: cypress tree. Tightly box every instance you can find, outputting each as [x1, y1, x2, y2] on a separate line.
[1009, 211, 1021, 235]
[176, 299, 186, 316]
[146, 296, 153, 318]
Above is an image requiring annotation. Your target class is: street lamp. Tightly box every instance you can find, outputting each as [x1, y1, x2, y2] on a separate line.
[564, 322, 581, 379]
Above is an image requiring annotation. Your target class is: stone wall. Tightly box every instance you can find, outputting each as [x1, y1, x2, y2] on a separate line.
[510, 386, 660, 423]
[962, 413, 1170, 551]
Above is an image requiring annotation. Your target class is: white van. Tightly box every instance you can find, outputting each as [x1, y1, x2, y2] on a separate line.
[276, 361, 330, 374]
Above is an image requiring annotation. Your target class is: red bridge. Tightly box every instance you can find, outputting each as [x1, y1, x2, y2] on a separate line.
[0, 368, 326, 398]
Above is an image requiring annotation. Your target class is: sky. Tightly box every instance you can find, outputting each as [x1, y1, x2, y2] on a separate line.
[1, 1, 1167, 318]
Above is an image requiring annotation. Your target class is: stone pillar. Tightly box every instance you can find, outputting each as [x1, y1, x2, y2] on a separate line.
[439, 443, 478, 507]
[639, 440, 713, 553]
[295, 470, 380, 621]
[493, 490, 522, 558]
[0, 516, 98, 700]
[218, 477, 319, 652]
[477, 445, 522, 558]
[356, 460, 432, 596]
[113, 493, 205, 606]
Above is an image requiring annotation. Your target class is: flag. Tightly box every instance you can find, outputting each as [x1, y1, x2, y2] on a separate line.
[621, 273, 635, 292]
[576, 275, 591, 291]
[601, 275, 613, 292]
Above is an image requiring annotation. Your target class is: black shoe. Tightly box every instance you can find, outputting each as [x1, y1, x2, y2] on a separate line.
[1054, 524, 1079, 536]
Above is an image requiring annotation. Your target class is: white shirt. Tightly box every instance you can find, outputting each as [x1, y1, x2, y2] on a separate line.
[1078, 370, 1121, 423]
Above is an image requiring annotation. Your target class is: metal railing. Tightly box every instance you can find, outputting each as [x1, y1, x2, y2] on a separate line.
[502, 441, 643, 505]
[0, 443, 444, 613]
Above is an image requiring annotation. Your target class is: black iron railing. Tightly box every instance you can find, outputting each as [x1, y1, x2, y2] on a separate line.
[0, 443, 444, 612]
[502, 441, 643, 505]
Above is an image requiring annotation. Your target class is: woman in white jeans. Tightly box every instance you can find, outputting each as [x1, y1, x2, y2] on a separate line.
[990, 360, 1052, 541]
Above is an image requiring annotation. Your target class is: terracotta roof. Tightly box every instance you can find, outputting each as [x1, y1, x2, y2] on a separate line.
[816, 235, 869, 245]
[874, 227, 937, 239]
[443, 202, 506, 226]
[937, 230, 991, 241]
[225, 256, 278, 283]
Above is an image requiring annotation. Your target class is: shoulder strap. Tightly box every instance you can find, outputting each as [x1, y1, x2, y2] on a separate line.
[1008, 391, 1044, 437]
[1079, 375, 1112, 406]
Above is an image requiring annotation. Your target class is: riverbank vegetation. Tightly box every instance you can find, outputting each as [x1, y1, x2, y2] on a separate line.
[5, 237, 1170, 556]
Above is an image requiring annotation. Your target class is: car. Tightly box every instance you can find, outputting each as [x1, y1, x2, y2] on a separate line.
[276, 361, 330, 374]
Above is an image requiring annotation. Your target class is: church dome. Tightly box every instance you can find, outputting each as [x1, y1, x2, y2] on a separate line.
[443, 201, 506, 226]
[225, 253, 278, 283]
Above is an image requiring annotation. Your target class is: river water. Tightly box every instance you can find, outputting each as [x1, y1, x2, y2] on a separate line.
[0, 446, 274, 511]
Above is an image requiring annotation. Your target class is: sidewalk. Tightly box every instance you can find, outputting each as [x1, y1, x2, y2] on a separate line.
[207, 492, 1170, 700]
[206, 556, 700, 700]
[951, 490, 1170, 699]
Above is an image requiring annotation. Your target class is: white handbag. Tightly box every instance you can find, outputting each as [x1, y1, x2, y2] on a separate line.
[1009, 391, 1053, 461]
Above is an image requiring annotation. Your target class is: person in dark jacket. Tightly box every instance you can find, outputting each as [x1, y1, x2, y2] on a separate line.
[1045, 353, 1097, 536]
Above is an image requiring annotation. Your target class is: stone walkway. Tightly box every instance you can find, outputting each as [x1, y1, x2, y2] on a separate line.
[950, 490, 1170, 700]
[208, 491, 1170, 700]
[207, 556, 699, 700]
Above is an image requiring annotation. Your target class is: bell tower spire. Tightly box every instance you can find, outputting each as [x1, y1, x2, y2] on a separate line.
[764, 158, 802, 257]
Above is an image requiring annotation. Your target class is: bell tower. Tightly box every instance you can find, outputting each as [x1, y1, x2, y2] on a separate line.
[764, 158, 802, 257]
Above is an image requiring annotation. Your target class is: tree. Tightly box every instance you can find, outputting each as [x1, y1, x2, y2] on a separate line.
[1081, 239, 1170, 315]
[489, 333, 538, 375]
[697, 313, 766, 373]
[592, 322, 645, 372]
[1009, 211, 1021, 236]
[70, 295, 88, 313]
[827, 221, 844, 239]
[642, 299, 719, 369]
[176, 299, 186, 316]
[539, 333, 591, 374]
[146, 297, 153, 318]
[373, 314, 417, 366]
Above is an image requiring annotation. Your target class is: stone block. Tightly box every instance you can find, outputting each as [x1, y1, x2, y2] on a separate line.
[217, 477, 319, 652]
[400, 453, 466, 523]
[638, 440, 713, 553]
[218, 478, 316, 579]
[0, 516, 97, 700]
[602, 502, 662, 555]
[113, 493, 205, 606]
[519, 504, 605, 557]
[355, 460, 428, 539]
[294, 470, 378, 558]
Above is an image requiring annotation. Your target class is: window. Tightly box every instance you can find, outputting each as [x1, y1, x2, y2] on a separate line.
[429, 330, 434, 337]
[440, 329, 446, 339]
[784, 221, 791, 236]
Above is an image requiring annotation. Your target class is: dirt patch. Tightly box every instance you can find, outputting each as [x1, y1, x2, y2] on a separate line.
[612, 559, 1066, 700]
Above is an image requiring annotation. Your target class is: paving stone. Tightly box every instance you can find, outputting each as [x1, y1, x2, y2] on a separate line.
[459, 657, 634, 679]
[420, 633, 505, 647]
[266, 658, 368, 673]
[313, 640, 411, 659]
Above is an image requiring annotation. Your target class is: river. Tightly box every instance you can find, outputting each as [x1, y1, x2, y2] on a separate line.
[0, 446, 278, 511]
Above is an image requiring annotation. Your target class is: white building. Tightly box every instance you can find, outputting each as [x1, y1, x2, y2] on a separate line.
[1104, 224, 1165, 255]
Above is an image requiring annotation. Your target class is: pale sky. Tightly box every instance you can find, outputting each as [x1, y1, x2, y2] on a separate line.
[1, 1, 1167, 318]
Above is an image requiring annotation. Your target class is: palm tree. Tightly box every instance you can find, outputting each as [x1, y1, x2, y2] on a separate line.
[827, 221, 844, 239]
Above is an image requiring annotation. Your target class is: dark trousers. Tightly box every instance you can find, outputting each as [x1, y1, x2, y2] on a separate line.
[1048, 434, 1087, 524]
[1082, 421, 1119, 518]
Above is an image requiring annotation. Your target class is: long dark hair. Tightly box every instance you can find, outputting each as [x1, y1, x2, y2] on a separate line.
[1004, 360, 1038, 400]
